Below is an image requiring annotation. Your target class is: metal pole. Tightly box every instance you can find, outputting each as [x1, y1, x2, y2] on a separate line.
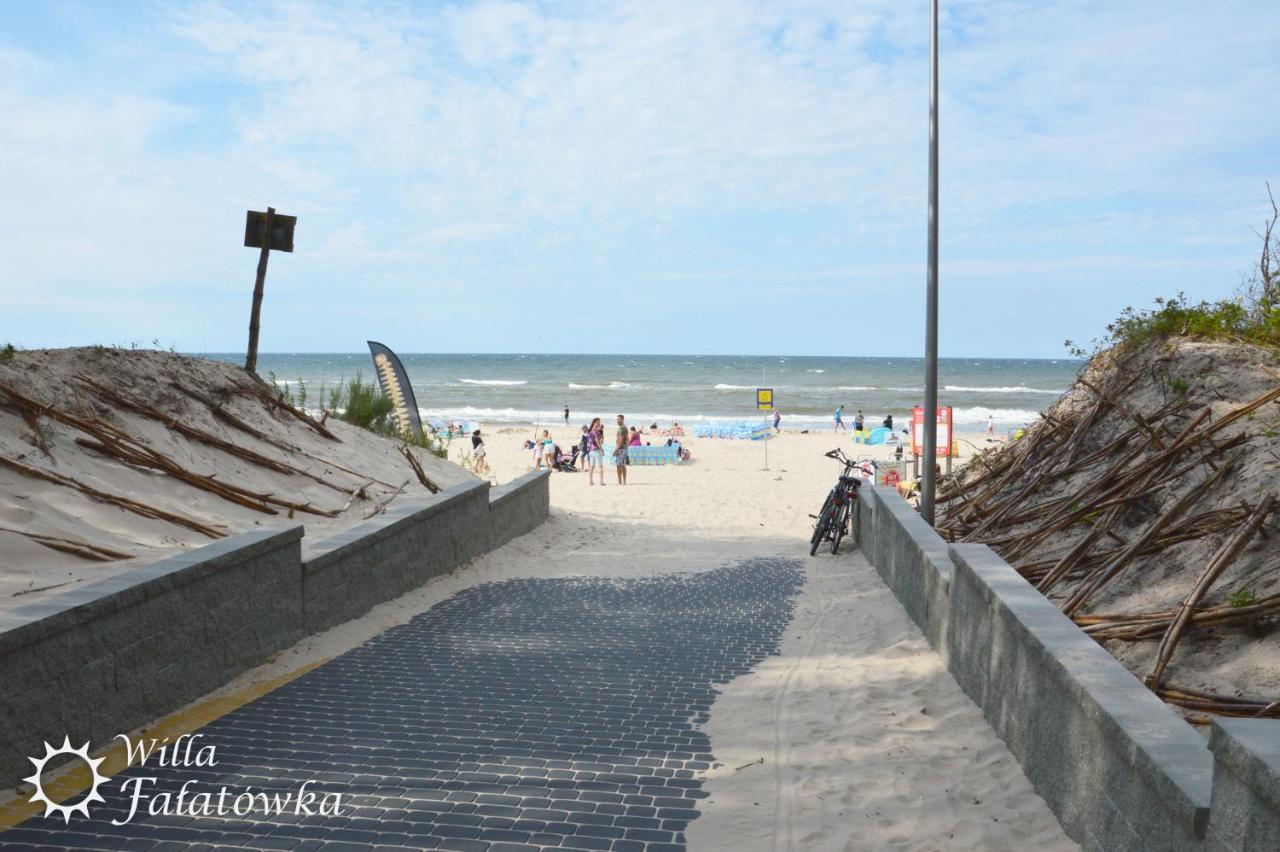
[245, 206, 275, 374]
[921, 0, 940, 525]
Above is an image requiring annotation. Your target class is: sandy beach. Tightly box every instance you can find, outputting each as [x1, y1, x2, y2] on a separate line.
[1, 349, 1072, 848]
[148, 422, 1073, 850]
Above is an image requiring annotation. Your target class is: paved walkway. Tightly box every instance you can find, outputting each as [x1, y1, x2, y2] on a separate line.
[6, 559, 803, 851]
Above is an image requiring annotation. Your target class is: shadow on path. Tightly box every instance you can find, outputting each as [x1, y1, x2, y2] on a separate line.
[7, 558, 803, 852]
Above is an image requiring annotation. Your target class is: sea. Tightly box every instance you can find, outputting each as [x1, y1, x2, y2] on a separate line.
[206, 353, 1083, 432]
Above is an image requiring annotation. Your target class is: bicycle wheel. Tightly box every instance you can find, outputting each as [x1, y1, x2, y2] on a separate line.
[829, 499, 849, 555]
[809, 489, 836, 555]
[809, 512, 831, 556]
[809, 500, 837, 556]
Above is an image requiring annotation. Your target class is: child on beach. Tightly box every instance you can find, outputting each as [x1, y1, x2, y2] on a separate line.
[835, 405, 846, 431]
[578, 425, 590, 470]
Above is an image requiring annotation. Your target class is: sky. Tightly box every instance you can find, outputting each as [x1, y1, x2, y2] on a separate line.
[1, 1, 1278, 358]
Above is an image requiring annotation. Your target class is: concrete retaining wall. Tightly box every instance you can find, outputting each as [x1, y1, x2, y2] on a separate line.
[854, 482, 952, 650]
[0, 471, 549, 787]
[489, 470, 551, 550]
[0, 528, 304, 790]
[855, 483, 1279, 851]
[302, 480, 492, 633]
[1207, 718, 1280, 850]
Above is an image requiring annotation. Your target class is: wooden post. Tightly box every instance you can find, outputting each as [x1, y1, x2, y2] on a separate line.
[245, 206, 275, 374]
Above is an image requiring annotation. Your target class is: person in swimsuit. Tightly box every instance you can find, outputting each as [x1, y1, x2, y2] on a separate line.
[614, 414, 629, 485]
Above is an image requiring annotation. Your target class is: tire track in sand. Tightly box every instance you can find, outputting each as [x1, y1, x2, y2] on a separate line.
[772, 563, 836, 852]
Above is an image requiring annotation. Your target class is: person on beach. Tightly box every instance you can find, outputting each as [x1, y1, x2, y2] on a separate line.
[834, 405, 846, 432]
[577, 426, 590, 470]
[586, 418, 605, 485]
[532, 430, 550, 470]
[471, 429, 489, 474]
[987, 415, 995, 437]
[614, 414, 629, 485]
[855, 410, 865, 432]
[883, 413, 894, 430]
[629, 427, 642, 447]
[564, 405, 570, 425]
[773, 409, 782, 433]
[541, 430, 555, 470]
[671, 422, 684, 437]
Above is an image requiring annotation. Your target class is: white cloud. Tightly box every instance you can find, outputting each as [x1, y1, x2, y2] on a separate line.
[1, 1, 1278, 353]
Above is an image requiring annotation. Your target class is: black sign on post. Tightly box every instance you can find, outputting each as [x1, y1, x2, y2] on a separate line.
[243, 207, 296, 374]
[244, 210, 297, 253]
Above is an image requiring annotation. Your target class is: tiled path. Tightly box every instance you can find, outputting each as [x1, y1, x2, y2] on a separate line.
[4, 558, 803, 851]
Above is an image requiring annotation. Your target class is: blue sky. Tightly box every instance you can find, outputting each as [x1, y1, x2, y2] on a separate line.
[1, 1, 1278, 357]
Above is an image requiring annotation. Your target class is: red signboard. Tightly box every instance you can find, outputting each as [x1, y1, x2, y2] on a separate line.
[911, 406, 953, 458]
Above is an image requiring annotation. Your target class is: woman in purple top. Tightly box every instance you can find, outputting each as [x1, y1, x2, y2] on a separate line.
[586, 417, 605, 486]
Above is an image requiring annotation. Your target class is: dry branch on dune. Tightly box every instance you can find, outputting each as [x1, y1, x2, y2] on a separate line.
[0, 453, 227, 539]
[0, 348, 477, 599]
[937, 339, 1280, 720]
[76, 376, 357, 493]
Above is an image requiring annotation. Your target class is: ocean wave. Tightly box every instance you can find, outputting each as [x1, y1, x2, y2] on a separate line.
[807, 369, 825, 373]
[458, 378, 528, 386]
[420, 406, 773, 425]
[835, 385, 923, 392]
[950, 406, 1043, 425]
[567, 381, 634, 389]
[415, 404, 1040, 428]
[945, 385, 1063, 395]
[714, 383, 754, 390]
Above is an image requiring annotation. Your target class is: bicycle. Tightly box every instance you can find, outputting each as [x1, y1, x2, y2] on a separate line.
[809, 449, 872, 556]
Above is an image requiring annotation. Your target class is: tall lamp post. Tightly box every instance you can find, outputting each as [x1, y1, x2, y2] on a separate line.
[921, 0, 941, 525]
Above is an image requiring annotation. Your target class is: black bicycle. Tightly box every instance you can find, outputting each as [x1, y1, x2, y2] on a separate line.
[809, 449, 868, 556]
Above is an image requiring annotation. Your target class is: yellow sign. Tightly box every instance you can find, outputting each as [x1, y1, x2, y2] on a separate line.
[756, 387, 774, 410]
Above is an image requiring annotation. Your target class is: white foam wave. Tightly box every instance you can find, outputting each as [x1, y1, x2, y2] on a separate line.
[951, 406, 1042, 425]
[835, 385, 923, 392]
[714, 383, 754, 390]
[420, 406, 773, 426]
[945, 385, 1063, 395]
[415, 404, 1041, 430]
[567, 381, 634, 389]
[458, 378, 528, 386]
